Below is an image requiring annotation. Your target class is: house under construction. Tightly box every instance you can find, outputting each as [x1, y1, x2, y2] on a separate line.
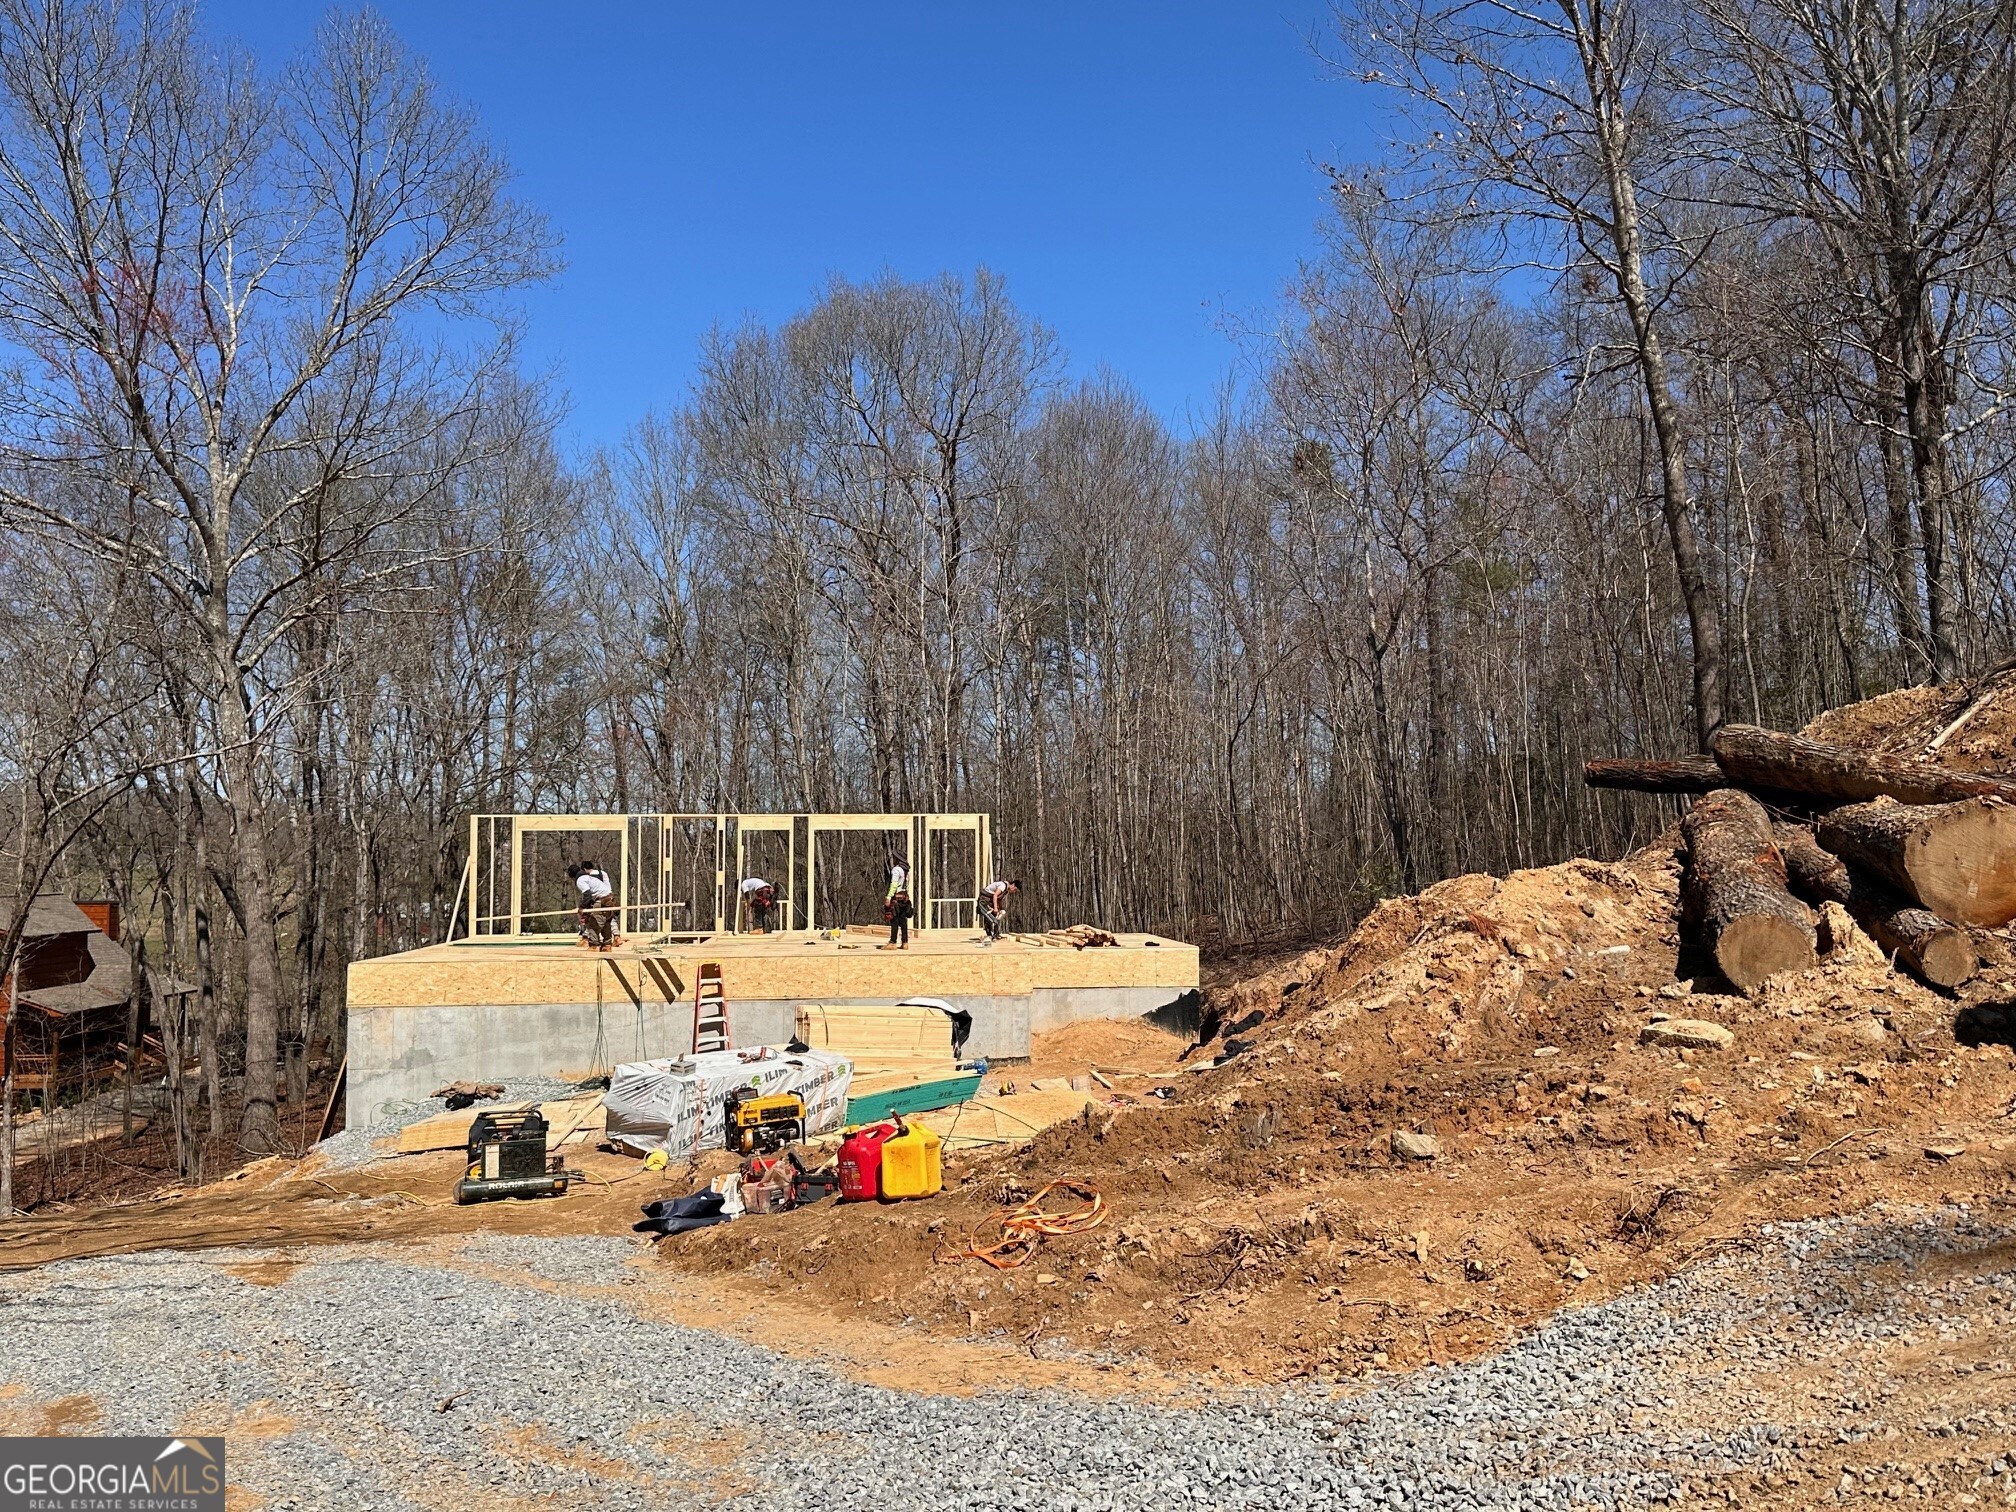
[344, 810, 1198, 1125]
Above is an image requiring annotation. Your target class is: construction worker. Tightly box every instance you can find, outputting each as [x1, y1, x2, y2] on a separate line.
[977, 878, 1021, 945]
[739, 875, 778, 933]
[570, 860, 620, 950]
[882, 856, 913, 951]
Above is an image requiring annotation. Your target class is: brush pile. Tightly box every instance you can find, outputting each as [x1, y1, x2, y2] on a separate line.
[1587, 689, 2016, 991]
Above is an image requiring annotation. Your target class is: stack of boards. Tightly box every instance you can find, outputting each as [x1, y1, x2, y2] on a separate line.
[795, 1003, 981, 1124]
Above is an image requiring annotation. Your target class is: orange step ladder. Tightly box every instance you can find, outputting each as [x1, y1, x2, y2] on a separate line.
[691, 962, 731, 1054]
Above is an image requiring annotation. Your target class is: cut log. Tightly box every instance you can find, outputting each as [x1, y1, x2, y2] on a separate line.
[1583, 756, 1723, 793]
[1680, 789, 1817, 992]
[1815, 797, 2016, 928]
[1773, 823, 1978, 988]
[1712, 724, 2016, 806]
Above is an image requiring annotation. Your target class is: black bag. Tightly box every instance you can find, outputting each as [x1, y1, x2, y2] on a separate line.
[634, 1189, 730, 1238]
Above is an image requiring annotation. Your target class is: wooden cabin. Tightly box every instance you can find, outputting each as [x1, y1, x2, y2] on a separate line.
[0, 896, 191, 1097]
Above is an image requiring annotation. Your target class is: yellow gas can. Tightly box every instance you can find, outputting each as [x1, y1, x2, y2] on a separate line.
[878, 1119, 942, 1200]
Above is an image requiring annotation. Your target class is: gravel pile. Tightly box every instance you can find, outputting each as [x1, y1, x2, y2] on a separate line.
[313, 1077, 591, 1171]
[1, 1203, 2010, 1510]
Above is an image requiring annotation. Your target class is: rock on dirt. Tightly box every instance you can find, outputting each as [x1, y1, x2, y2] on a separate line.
[1390, 1129, 1441, 1161]
[1640, 1018, 1735, 1050]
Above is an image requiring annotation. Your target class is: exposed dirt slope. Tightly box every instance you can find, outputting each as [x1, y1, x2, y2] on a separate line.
[1800, 667, 2016, 771]
[669, 838, 2012, 1385]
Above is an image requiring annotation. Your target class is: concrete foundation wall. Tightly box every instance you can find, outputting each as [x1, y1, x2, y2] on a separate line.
[344, 981, 1195, 1127]
[342, 933, 1199, 1128]
[348, 991, 1060, 1126]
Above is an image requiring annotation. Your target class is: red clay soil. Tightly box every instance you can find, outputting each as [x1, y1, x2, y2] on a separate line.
[665, 843, 2016, 1385]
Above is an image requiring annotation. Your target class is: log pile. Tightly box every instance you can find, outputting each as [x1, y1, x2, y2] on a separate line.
[1586, 722, 2010, 992]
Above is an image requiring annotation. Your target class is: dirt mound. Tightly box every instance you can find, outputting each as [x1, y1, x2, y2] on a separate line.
[1206, 853, 1672, 1063]
[1800, 669, 2016, 773]
[670, 828, 2012, 1385]
[668, 677, 2016, 1385]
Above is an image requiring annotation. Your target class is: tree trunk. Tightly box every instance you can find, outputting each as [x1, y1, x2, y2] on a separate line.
[160, 963, 199, 1183]
[121, 934, 140, 1147]
[1874, 374, 1934, 681]
[1571, 0, 1724, 747]
[192, 806, 223, 1140]
[218, 700, 287, 1152]
[1816, 797, 2016, 927]
[1584, 755, 1723, 793]
[1680, 788, 1816, 991]
[0, 958, 15, 1218]
[1712, 724, 2016, 806]
[1897, 285, 1964, 679]
[1774, 822, 1976, 988]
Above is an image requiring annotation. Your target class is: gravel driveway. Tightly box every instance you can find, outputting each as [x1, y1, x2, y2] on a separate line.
[1, 1203, 2012, 1510]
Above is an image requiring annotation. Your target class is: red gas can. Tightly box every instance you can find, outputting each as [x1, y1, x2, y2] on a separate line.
[836, 1122, 898, 1202]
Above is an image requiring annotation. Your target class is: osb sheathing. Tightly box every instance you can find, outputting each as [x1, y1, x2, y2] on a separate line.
[347, 935, 1198, 1009]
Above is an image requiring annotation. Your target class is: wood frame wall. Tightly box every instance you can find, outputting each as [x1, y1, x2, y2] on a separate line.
[459, 811, 991, 943]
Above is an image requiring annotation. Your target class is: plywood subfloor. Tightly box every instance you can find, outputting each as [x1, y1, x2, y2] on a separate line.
[349, 930, 1197, 1009]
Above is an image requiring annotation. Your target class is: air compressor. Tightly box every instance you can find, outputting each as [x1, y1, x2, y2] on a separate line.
[454, 1106, 577, 1204]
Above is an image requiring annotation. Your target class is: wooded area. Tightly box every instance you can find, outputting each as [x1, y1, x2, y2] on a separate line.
[4, 0, 2016, 1176]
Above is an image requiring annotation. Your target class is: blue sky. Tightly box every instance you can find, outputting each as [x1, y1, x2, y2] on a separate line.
[202, 3, 1377, 450]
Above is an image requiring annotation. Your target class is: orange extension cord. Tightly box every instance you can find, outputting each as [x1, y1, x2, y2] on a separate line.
[934, 1179, 1107, 1270]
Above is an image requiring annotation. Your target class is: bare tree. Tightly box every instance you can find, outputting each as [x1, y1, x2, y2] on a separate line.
[1342, 0, 1728, 746]
[0, 1, 553, 1147]
[0, 534, 186, 1213]
[1691, 0, 2016, 679]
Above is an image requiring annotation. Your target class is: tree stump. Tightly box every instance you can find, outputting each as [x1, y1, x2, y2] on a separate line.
[1680, 789, 1817, 992]
[1815, 797, 2016, 928]
[1774, 822, 1977, 988]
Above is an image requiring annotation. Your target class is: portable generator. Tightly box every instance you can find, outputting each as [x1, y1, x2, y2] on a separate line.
[454, 1106, 574, 1204]
[722, 1088, 805, 1155]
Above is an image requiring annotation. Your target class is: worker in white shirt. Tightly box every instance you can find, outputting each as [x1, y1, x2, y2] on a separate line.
[739, 876, 778, 933]
[882, 854, 913, 951]
[569, 860, 620, 950]
[976, 879, 1020, 945]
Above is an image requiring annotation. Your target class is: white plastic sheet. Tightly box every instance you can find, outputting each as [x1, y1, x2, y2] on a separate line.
[602, 1046, 854, 1160]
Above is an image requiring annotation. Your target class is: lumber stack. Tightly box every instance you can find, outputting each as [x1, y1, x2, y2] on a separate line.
[1586, 722, 2009, 991]
[795, 1003, 955, 1064]
[1010, 925, 1119, 949]
[794, 1003, 979, 1122]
